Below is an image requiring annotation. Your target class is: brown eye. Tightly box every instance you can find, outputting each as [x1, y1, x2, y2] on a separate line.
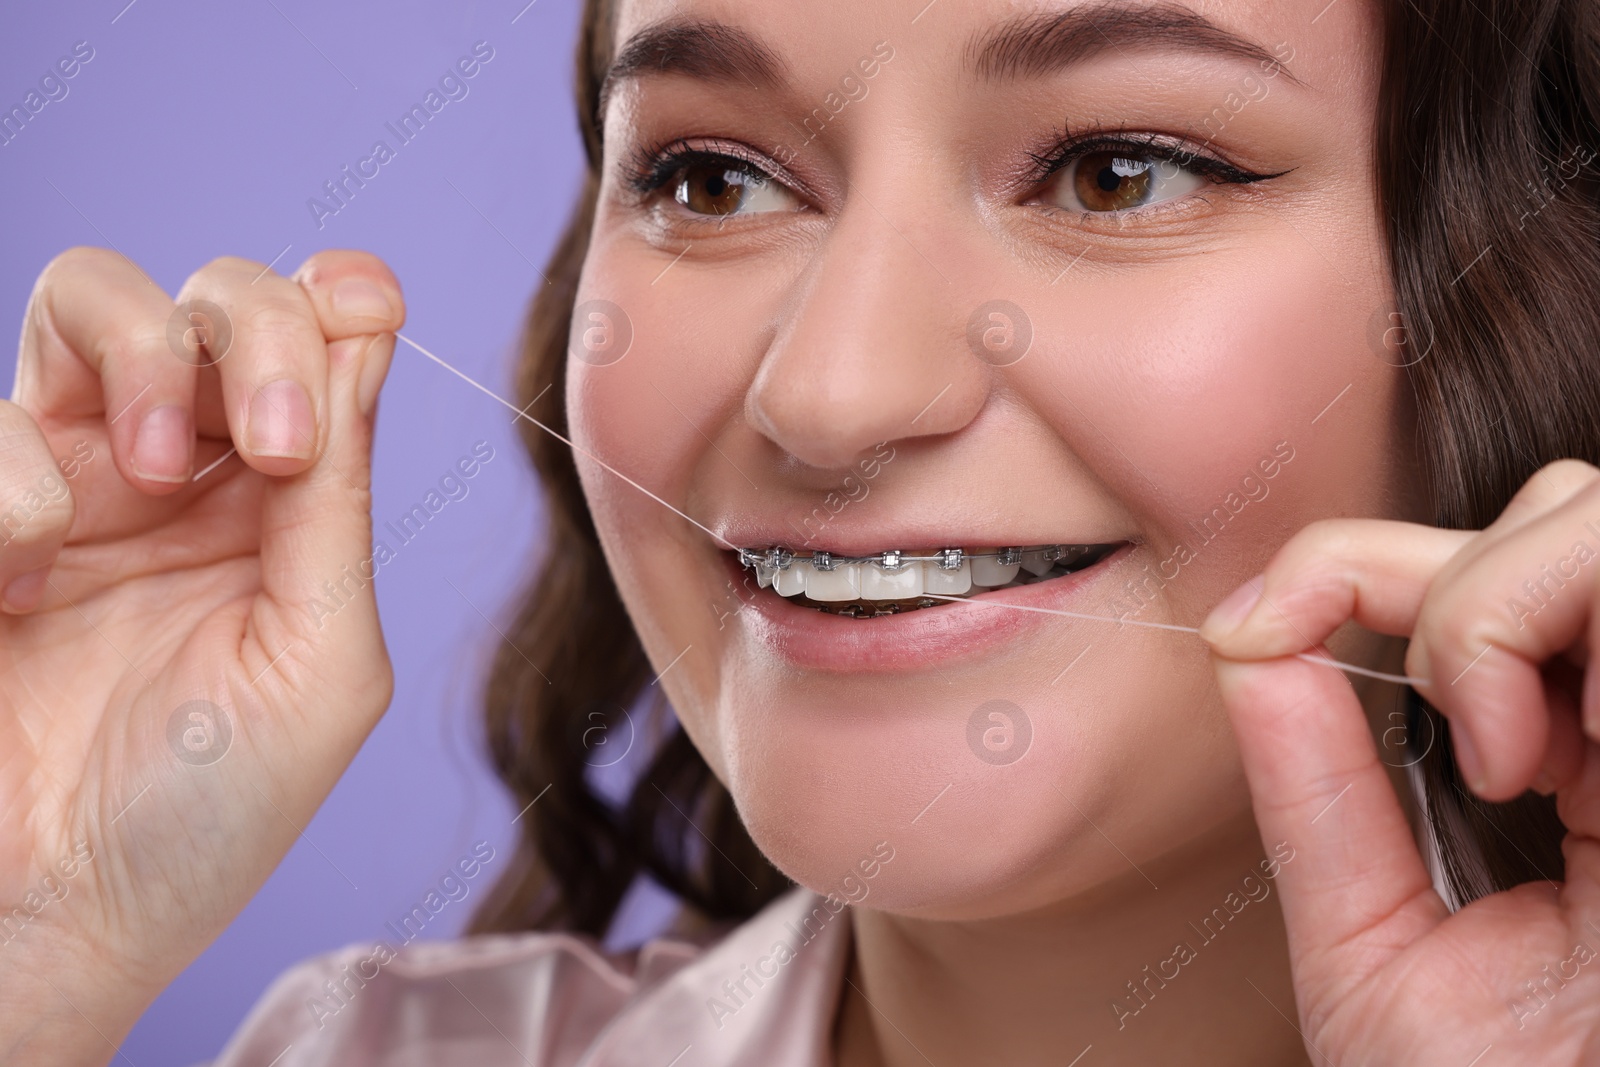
[1075, 152, 1152, 211]
[1049, 150, 1205, 214]
[672, 162, 798, 217]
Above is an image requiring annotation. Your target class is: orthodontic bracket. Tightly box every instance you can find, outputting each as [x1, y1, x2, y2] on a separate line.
[737, 543, 1096, 573]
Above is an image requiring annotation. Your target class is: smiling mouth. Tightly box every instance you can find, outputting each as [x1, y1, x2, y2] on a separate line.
[733, 543, 1124, 618]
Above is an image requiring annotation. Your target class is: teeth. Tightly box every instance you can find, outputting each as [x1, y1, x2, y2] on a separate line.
[1020, 550, 1055, 577]
[805, 562, 863, 602]
[971, 555, 1021, 587]
[735, 543, 1119, 615]
[923, 559, 972, 595]
[858, 560, 923, 600]
[774, 563, 806, 597]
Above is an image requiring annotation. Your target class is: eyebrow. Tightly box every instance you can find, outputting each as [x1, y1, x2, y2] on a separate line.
[597, 19, 788, 126]
[597, 3, 1299, 124]
[968, 3, 1301, 85]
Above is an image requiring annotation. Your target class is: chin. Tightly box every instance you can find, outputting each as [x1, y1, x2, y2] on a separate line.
[709, 650, 1247, 922]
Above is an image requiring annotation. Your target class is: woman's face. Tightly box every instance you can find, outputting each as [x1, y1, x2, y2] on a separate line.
[570, 0, 1417, 919]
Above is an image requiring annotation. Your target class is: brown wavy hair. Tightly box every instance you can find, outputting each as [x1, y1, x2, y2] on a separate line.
[469, 0, 1600, 938]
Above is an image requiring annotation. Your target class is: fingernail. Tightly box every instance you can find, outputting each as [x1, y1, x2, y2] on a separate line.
[3, 568, 49, 613]
[131, 404, 192, 483]
[332, 280, 394, 323]
[248, 379, 315, 459]
[1454, 726, 1488, 794]
[1201, 574, 1265, 642]
[1532, 769, 1557, 796]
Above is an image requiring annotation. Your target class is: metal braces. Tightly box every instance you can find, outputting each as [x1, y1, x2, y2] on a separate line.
[735, 543, 1092, 573]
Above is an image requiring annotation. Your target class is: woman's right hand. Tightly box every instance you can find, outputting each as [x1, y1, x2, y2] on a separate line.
[0, 248, 402, 1066]
[1201, 463, 1600, 1065]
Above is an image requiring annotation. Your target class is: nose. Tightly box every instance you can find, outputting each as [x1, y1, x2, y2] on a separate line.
[745, 200, 991, 471]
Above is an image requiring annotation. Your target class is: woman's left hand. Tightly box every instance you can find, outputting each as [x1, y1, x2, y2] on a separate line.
[1200, 458, 1600, 1065]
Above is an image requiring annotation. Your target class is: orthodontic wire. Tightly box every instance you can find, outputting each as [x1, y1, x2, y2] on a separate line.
[399, 332, 1431, 691]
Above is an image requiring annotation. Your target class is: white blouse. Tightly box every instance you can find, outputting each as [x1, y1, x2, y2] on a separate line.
[210, 887, 850, 1066]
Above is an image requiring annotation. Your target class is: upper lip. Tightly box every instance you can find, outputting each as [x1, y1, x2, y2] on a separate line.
[710, 519, 1128, 557]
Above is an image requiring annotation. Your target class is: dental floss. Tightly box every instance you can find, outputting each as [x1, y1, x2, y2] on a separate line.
[399, 331, 1433, 692]
[396, 333, 741, 551]
[921, 594, 1430, 687]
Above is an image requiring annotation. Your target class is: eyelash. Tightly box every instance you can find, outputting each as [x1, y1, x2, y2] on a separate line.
[621, 127, 1286, 213]
[623, 137, 792, 199]
[1017, 124, 1283, 191]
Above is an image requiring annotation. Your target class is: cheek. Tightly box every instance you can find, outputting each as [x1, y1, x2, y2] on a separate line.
[568, 234, 788, 494]
[1022, 243, 1405, 610]
[567, 244, 776, 772]
[565, 206, 1405, 920]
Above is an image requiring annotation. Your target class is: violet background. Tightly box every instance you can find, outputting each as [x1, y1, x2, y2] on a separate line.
[0, 2, 675, 1063]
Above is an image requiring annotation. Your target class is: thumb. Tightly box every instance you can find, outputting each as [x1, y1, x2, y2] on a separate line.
[1210, 651, 1445, 985]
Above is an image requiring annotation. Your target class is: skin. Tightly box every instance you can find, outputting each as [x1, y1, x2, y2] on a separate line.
[0, 249, 403, 1064]
[3, 1, 1600, 1065]
[578, 0, 1402, 1062]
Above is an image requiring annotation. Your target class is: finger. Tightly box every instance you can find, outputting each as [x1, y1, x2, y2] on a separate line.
[289, 249, 406, 345]
[17, 247, 196, 492]
[1210, 653, 1446, 998]
[1556, 739, 1600, 918]
[1535, 662, 1586, 795]
[0, 402, 77, 613]
[246, 261, 404, 692]
[1478, 459, 1600, 543]
[1198, 519, 1473, 657]
[175, 259, 328, 477]
[250, 327, 393, 709]
[1403, 479, 1600, 799]
[290, 250, 404, 420]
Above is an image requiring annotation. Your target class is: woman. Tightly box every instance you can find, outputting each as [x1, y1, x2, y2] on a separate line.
[5, 0, 1600, 1062]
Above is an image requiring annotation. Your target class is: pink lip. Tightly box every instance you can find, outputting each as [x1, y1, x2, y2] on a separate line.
[721, 544, 1134, 673]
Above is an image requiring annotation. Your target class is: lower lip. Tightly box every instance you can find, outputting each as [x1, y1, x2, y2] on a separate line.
[723, 544, 1134, 673]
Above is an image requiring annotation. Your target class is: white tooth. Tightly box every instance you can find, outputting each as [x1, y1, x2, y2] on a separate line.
[804, 562, 863, 602]
[923, 560, 972, 595]
[1020, 550, 1054, 577]
[859, 561, 924, 600]
[774, 562, 807, 597]
[971, 555, 1021, 587]
[755, 563, 775, 589]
